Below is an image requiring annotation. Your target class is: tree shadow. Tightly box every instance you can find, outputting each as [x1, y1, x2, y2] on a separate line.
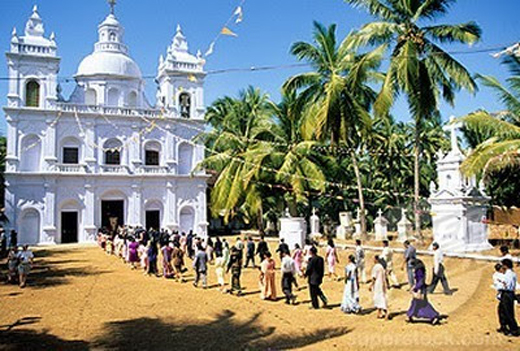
[93, 310, 351, 350]
[24, 265, 112, 289]
[0, 317, 42, 331]
[0, 328, 89, 351]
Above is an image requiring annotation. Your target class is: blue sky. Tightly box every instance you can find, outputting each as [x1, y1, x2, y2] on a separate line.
[1, 0, 519, 135]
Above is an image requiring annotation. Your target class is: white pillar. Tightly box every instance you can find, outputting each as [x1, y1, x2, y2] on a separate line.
[43, 117, 57, 171]
[166, 181, 178, 230]
[130, 184, 142, 227]
[83, 183, 96, 241]
[5, 118, 19, 172]
[42, 181, 57, 244]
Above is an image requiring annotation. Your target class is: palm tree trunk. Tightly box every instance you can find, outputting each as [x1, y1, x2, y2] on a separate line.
[257, 207, 264, 235]
[413, 128, 422, 240]
[350, 150, 367, 238]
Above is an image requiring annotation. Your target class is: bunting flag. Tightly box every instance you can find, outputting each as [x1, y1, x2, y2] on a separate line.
[234, 6, 243, 24]
[221, 27, 238, 37]
[188, 74, 198, 82]
[204, 41, 215, 57]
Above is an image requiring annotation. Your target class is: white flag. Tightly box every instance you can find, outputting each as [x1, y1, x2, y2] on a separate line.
[205, 41, 215, 57]
[234, 6, 243, 24]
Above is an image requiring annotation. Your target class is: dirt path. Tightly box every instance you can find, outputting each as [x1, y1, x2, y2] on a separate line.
[1, 242, 519, 350]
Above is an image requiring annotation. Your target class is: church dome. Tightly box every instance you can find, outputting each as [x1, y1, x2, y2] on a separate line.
[77, 51, 141, 79]
[75, 13, 142, 79]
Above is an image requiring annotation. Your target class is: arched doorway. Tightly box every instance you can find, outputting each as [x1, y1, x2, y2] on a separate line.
[179, 206, 195, 234]
[20, 209, 40, 244]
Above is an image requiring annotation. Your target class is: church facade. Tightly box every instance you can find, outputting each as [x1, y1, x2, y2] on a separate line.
[4, 5, 209, 244]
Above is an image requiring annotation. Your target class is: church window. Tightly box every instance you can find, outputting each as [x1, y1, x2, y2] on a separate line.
[179, 93, 191, 118]
[25, 80, 40, 107]
[109, 32, 117, 41]
[104, 139, 122, 165]
[63, 147, 79, 164]
[144, 141, 161, 166]
[85, 89, 97, 105]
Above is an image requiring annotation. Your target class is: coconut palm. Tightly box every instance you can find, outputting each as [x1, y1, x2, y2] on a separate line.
[201, 86, 275, 226]
[248, 89, 326, 216]
[344, 0, 481, 237]
[283, 21, 384, 236]
[459, 55, 520, 177]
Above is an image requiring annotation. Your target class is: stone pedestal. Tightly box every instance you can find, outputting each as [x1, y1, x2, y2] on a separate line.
[374, 209, 388, 241]
[397, 208, 412, 242]
[336, 211, 354, 240]
[279, 217, 307, 251]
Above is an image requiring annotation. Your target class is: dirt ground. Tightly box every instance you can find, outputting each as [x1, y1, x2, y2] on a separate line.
[1, 239, 519, 351]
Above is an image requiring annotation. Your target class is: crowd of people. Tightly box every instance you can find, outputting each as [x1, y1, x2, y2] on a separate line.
[95, 226, 467, 326]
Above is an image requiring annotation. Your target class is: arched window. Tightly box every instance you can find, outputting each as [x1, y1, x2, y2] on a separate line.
[127, 91, 138, 108]
[20, 135, 41, 172]
[179, 92, 191, 118]
[104, 139, 122, 165]
[85, 88, 97, 105]
[107, 88, 120, 107]
[144, 141, 161, 166]
[109, 32, 117, 42]
[178, 143, 193, 175]
[25, 80, 40, 107]
[179, 206, 195, 234]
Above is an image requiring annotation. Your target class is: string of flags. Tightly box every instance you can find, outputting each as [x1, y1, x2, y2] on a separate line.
[205, 0, 246, 57]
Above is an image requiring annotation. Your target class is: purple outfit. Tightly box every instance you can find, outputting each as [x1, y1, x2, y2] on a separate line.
[128, 241, 139, 263]
[407, 267, 440, 321]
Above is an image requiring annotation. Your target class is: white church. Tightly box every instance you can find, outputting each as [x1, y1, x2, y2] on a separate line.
[3, 4, 209, 244]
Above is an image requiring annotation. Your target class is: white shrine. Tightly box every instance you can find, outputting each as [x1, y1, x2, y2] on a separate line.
[428, 118, 492, 252]
[4, 4, 209, 244]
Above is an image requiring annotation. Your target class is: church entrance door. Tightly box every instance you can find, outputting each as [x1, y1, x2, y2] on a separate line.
[61, 211, 78, 243]
[101, 200, 124, 230]
[146, 210, 160, 231]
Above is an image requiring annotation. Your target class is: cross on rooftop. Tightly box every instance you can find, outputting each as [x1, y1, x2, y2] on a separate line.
[108, 0, 117, 15]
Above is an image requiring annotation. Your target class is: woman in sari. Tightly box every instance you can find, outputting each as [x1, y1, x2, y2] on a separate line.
[341, 254, 361, 314]
[369, 255, 388, 319]
[406, 259, 440, 324]
[260, 251, 277, 300]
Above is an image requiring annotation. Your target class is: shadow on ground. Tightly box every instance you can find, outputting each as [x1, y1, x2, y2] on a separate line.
[0, 328, 89, 351]
[92, 309, 351, 350]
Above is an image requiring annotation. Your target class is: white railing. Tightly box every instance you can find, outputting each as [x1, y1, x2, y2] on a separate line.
[55, 164, 87, 173]
[100, 165, 129, 174]
[137, 166, 169, 174]
[11, 43, 56, 56]
[56, 103, 163, 118]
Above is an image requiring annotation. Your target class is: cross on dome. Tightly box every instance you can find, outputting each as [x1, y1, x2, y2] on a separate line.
[108, 0, 117, 15]
[443, 116, 463, 155]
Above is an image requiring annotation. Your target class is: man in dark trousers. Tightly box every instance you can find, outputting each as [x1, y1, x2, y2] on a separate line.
[256, 234, 269, 261]
[244, 236, 256, 268]
[498, 259, 520, 336]
[305, 246, 328, 309]
[427, 242, 452, 295]
[276, 238, 290, 259]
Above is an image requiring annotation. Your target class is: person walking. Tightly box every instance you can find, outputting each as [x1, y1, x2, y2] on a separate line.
[215, 251, 226, 292]
[227, 246, 243, 296]
[244, 236, 256, 268]
[369, 255, 388, 319]
[276, 238, 290, 259]
[305, 246, 328, 309]
[193, 243, 209, 288]
[256, 235, 269, 261]
[406, 259, 440, 325]
[281, 250, 297, 304]
[427, 242, 452, 295]
[402, 240, 417, 290]
[355, 240, 367, 284]
[326, 238, 340, 280]
[17, 245, 34, 288]
[341, 254, 361, 314]
[381, 240, 399, 288]
[260, 251, 277, 300]
[497, 259, 520, 336]
[171, 242, 186, 282]
[292, 243, 303, 276]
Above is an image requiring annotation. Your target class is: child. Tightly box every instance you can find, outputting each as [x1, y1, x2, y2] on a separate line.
[492, 263, 506, 300]
[105, 237, 114, 255]
[138, 242, 148, 273]
[7, 247, 19, 284]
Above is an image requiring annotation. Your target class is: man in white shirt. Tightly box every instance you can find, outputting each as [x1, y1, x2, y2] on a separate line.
[355, 240, 367, 284]
[427, 242, 452, 295]
[17, 245, 34, 288]
[280, 251, 297, 304]
[381, 240, 399, 287]
[498, 259, 519, 336]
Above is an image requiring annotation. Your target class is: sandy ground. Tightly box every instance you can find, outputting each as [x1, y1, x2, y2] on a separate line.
[1, 239, 520, 351]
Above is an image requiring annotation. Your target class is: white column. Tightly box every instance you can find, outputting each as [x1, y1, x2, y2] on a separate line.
[43, 117, 58, 171]
[5, 118, 19, 172]
[83, 183, 96, 242]
[165, 125, 176, 173]
[197, 183, 208, 237]
[166, 181, 178, 230]
[130, 184, 142, 227]
[42, 180, 57, 244]
[4, 178, 16, 232]
[130, 124, 142, 170]
[84, 120, 96, 170]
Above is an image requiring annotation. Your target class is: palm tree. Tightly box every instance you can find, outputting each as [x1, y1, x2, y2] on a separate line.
[344, 0, 481, 238]
[459, 55, 520, 177]
[283, 21, 383, 236]
[201, 87, 275, 228]
[250, 89, 326, 216]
